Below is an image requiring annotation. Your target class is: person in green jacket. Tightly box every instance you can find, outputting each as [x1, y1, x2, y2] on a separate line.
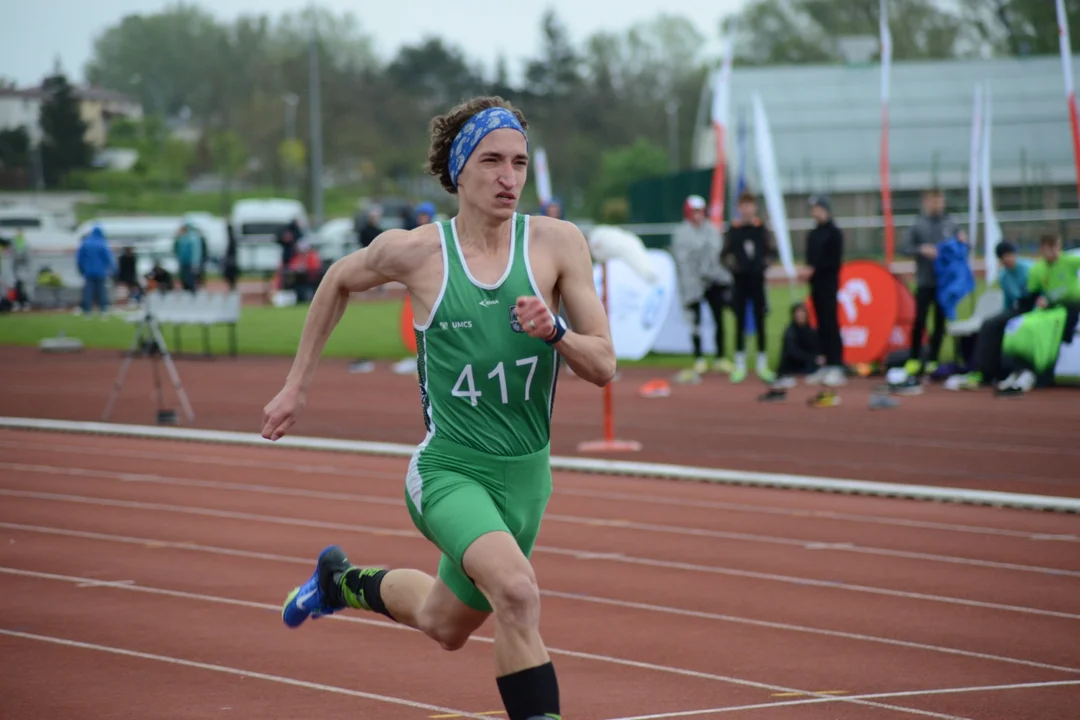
[1027, 233, 1080, 310]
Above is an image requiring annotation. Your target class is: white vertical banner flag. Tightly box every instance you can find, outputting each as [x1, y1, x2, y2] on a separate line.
[708, 30, 735, 227]
[1057, 0, 1080, 207]
[751, 93, 795, 279]
[711, 30, 734, 129]
[967, 84, 982, 251]
[880, 0, 892, 105]
[533, 147, 552, 207]
[980, 82, 1002, 286]
[1059, 0, 1076, 98]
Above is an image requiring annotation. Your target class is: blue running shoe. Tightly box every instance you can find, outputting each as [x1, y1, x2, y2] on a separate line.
[282, 545, 351, 628]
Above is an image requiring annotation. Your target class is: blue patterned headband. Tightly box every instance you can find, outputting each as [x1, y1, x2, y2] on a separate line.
[448, 107, 528, 188]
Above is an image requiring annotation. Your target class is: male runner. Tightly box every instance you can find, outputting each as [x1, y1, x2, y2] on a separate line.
[260, 96, 616, 720]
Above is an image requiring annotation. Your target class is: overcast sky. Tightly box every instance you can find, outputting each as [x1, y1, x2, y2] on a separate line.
[1, 0, 744, 87]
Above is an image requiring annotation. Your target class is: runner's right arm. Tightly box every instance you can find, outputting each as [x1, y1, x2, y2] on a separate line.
[281, 230, 409, 394]
[262, 231, 420, 441]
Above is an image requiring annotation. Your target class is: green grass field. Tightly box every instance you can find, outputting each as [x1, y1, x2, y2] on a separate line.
[0, 300, 407, 360]
[1, 282, 973, 368]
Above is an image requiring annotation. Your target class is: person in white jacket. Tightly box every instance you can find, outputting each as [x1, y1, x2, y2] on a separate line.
[671, 194, 733, 381]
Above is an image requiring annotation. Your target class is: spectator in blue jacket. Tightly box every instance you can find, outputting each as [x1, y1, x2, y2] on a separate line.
[76, 225, 116, 316]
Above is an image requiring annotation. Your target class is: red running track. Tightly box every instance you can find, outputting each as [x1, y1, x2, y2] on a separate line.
[1, 346, 1077, 498]
[1, 428, 1079, 719]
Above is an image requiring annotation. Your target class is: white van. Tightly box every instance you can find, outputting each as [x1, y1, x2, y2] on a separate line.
[0, 205, 82, 287]
[230, 198, 309, 272]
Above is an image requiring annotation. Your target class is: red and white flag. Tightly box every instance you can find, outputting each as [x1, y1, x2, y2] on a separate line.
[1058, 0, 1080, 205]
[879, 0, 895, 265]
[708, 29, 735, 228]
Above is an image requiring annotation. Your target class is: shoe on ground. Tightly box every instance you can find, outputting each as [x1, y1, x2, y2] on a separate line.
[712, 357, 735, 374]
[673, 368, 701, 385]
[755, 366, 777, 384]
[730, 367, 747, 384]
[822, 367, 847, 387]
[758, 388, 787, 403]
[869, 393, 900, 409]
[944, 372, 981, 391]
[807, 390, 841, 408]
[692, 357, 708, 375]
[889, 376, 924, 396]
[282, 545, 351, 628]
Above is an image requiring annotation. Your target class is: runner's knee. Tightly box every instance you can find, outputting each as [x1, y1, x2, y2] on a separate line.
[420, 615, 472, 651]
[418, 608, 477, 651]
[486, 571, 540, 628]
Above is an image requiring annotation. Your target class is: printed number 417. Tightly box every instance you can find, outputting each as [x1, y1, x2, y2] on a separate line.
[452, 357, 538, 406]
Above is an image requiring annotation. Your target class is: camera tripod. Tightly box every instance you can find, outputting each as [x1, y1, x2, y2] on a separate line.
[103, 311, 195, 425]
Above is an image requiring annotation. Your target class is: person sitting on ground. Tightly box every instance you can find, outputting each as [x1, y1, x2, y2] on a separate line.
[774, 302, 823, 387]
[145, 262, 175, 293]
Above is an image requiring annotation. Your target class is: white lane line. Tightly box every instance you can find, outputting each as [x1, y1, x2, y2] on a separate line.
[4, 442, 1076, 542]
[3, 416, 1079, 515]
[4, 521, 1073, 675]
[0, 628, 489, 718]
[553, 487, 1080, 543]
[0, 567, 981, 720]
[601, 679, 1080, 720]
[3, 488, 1078, 621]
[7, 462, 1077, 577]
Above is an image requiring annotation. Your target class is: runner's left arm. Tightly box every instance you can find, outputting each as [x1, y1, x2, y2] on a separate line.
[549, 224, 617, 387]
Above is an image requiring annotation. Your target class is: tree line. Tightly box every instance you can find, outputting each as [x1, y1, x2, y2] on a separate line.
[1, 0, 1071, 220]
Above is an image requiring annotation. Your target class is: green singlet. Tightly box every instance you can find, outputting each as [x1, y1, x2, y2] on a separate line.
[403, 212, 560, 612]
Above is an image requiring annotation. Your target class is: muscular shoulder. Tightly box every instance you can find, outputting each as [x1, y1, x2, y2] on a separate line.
[527, 215, 589, 264]
[367, 223, 443, 281]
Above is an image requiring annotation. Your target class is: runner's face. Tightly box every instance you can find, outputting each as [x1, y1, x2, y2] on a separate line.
[459, 129, 528, 219]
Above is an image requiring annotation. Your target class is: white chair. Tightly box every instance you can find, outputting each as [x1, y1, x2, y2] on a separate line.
[948, 288, 1004, 337]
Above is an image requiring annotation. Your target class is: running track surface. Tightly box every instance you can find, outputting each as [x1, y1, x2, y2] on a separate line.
[1, 346, 1077, 498]
[2, 427, 1079, 719]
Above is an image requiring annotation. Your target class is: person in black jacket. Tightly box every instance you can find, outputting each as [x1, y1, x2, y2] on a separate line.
[721, 191, 777, 383]
[804, 196, 845, 386]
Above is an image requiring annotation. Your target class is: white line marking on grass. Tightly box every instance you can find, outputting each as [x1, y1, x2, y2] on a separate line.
[0, 628, 490, 719]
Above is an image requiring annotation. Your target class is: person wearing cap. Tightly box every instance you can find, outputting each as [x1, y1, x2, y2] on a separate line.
[414, 202, 437, 225]
[671, 193, 733, 380]
[949, 239, 1032, 390]
[804, 195, 845, 387]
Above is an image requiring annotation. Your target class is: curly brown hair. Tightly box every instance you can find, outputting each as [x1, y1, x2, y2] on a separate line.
[425, 96, 528, 195]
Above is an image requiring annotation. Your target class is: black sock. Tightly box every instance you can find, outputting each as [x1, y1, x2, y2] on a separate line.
[495, 661, 560, 720]
[338, 567, 396, 621]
